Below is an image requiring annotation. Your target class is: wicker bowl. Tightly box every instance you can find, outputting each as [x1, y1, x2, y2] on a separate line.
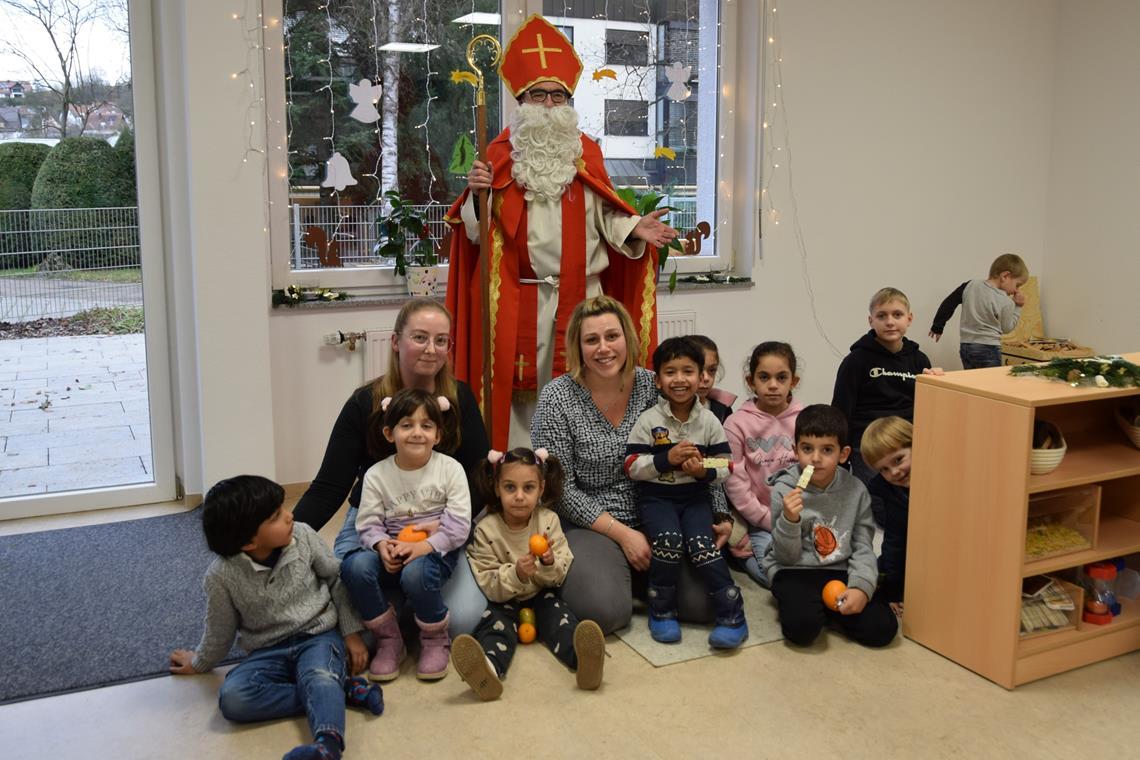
[1030, 420, 1067, 475]
[1117, 403, 1140, 450]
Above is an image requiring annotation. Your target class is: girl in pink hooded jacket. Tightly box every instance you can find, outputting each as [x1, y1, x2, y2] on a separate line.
[723, 342, 802, 586]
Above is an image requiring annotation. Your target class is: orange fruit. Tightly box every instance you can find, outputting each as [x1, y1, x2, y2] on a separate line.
[518, 622, 537, 644]
[397, 525, 429, 542]
[529, 534, 550, 556]
[822, 580, 847, 611]
[519, 607, 536, 626]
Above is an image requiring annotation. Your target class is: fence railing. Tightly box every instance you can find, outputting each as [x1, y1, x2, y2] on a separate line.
[0, 207, 142, 324]
[289, 198, 700, 270]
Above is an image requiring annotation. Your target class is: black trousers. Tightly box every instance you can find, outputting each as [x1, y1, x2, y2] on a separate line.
[770, 567, 897, 648]
[471, 591, 579, 677]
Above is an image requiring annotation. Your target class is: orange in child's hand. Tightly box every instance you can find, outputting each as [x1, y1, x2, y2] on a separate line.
[397, 525, 429, 542]
[518, 622, 537, 644]
[519, 607, 536, 626]
[529, 534, 550, 556]
[822, 580, 847, 611]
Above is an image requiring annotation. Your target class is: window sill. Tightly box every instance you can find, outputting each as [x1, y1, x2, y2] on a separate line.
[663, 277, 753, 293]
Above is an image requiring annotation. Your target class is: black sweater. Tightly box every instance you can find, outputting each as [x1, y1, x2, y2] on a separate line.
[292, 381, 489, 531]
[831, 330, 932, 449]
[868, 475, 909, 603]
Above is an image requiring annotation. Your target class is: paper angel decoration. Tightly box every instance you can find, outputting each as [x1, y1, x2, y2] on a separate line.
[665, 62, 691, 102]
[348, 78, 382, 122]
[321, 152, 358, 192]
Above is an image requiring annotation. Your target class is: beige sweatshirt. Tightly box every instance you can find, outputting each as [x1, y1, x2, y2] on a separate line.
[466, 506, 573, 603]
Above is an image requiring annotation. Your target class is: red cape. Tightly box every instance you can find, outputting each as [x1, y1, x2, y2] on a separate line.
[445, 129, 659, 449]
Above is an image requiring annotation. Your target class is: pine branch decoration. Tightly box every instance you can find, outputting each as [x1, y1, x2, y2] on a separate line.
[1009, 356, 1140, 388]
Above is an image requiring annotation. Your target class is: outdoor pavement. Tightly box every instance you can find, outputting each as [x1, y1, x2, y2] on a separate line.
[0, 276, 144, 323]
[0, 333, 152, 499]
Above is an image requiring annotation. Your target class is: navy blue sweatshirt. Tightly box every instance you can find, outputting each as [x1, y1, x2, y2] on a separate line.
[831, 330, 932, 450]
[868, 475, 909, 603]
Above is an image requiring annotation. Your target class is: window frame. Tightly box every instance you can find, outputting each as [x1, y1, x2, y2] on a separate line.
[265, 0, 758, 290]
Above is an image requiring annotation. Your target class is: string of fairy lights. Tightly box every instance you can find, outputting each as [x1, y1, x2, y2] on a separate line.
[760, 0, 843, 356]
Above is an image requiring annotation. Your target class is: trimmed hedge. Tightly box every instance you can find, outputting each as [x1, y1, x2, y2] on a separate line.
[0, 142, 51, 210]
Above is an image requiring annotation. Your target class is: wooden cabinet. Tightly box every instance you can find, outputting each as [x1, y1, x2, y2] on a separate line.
[903, 352, 1140, 688]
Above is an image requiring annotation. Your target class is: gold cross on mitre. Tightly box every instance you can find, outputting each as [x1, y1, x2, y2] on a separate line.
[521, 33, 561, 69]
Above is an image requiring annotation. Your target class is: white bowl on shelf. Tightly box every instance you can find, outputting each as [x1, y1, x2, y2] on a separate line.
[1030, 440, 1067, 475]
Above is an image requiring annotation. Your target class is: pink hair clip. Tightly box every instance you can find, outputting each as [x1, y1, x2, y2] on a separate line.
[436, 396, 451, 412]
[534, 448, 549, 464]
[380, 396, 392, 412]
[486, 449, 506, 466]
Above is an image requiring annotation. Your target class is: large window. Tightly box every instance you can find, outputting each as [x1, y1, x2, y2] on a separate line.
[268, 0, 747, 288]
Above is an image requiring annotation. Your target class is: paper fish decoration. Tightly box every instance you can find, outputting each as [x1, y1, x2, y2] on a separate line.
[348, 78, 382, 122]
[450, 70, 478, 87]
[664, 62, 691, 102]
[592, 68, 617, 81]
[654, 146, 677, 161]
[321, 152, 358, 192]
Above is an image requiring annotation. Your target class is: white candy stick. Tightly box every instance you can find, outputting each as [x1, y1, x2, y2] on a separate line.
[796, 465, 814, 489]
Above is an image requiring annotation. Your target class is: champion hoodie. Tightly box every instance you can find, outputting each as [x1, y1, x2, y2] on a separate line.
[761, 463, 879, 597]
[723, 400, 803, 531]
[831, 329, 932, 449]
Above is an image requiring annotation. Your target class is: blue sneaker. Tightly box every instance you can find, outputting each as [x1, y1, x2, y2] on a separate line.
[648, 614, 681, 643]
[708, 621, 749, 649]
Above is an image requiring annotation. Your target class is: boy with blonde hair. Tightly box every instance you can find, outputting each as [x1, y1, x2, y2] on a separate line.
[860, 416, 914, 615]
[929, 253, 1029, 369]
[832, 287, 938, 525]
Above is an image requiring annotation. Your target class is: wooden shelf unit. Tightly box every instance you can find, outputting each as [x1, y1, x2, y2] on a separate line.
[903, 352, 1140, 689]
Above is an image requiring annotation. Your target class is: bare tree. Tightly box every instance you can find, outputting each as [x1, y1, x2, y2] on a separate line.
[1, 0, 101, 137]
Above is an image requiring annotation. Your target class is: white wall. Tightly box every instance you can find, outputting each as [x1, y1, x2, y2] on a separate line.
[266, 0, 1066, 485]
[1044, 0, 1140, 354]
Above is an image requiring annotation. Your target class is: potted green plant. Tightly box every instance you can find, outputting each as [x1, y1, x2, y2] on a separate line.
[374, 189, 440, 295]
[615, 187, 685, 292]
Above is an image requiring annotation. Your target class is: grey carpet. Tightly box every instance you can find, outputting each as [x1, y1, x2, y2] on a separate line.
[0, 507, 241, 704]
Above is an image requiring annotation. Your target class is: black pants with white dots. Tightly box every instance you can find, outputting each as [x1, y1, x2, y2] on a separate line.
[471, 591, 580, 677]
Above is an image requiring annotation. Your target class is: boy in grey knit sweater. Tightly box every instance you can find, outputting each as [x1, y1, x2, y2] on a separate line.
[929, 253, 1028, 369]
[169, 476, 383, 760]
[763, 405, 898, 648]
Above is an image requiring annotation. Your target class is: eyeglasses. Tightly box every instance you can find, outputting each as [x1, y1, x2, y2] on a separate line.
[405, 332, 452, 350]
[525, 89, 570, 104]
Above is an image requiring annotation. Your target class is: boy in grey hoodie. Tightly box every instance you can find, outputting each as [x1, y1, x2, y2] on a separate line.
[762, 405, 898, 648]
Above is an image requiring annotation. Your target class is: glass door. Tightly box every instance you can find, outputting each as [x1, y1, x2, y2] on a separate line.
[0, 0, 175, 519]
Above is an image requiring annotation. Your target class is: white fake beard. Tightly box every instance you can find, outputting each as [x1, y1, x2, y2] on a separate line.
[509, 102, 583, 203]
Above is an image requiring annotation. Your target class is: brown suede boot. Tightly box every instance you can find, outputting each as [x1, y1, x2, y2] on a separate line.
[362, 606, 405, 682]
[415, 613, 450, 681]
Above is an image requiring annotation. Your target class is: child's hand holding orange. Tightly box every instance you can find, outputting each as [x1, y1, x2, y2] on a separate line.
[837, 587, 868, 615]
[515, 553, 538, 582]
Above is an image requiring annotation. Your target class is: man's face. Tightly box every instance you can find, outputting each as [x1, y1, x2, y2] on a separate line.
[520, 81, 571, 109]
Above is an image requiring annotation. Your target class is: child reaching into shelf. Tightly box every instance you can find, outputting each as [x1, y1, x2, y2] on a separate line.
[929, 253, 1028, 369]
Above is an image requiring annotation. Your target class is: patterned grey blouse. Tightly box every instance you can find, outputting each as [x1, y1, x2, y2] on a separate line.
[531, 367, 658, 528]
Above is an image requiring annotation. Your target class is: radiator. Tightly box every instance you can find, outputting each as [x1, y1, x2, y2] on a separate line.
[657, 310, 698, 339]
[364, 329, 394, 382]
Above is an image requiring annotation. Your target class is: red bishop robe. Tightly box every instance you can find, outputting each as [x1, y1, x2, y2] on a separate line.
[445, 128, 659, 450]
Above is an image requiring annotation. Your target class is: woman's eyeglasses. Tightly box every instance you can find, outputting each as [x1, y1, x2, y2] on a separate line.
[406, 332, 452, 350]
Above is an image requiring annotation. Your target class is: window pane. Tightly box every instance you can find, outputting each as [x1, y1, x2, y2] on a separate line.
[605, 29, 648, 66]
[543, 0, 720, 255]
[604, 100, 648, 137]
[283, 0, 500, 271]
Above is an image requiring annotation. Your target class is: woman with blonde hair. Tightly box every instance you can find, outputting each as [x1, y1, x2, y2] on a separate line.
[531, 295, 719, 633]
[294, 297, 490, 637]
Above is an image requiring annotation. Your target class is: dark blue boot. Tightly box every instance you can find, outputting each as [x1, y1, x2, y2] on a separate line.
[708, 585, 748, 649]
[647, 584, 681, 643]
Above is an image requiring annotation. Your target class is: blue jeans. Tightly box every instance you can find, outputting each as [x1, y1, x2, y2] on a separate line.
[960, 342, 1002, 369]
[341, 547, 457, 623]
[334, 507, 487, 635]
[739, 528, 773, 588]
[217, 629, 345, 744]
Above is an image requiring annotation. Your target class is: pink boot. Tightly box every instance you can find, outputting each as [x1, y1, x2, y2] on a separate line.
[415, 614, 450, 681]
[362, 606, 405, 682]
